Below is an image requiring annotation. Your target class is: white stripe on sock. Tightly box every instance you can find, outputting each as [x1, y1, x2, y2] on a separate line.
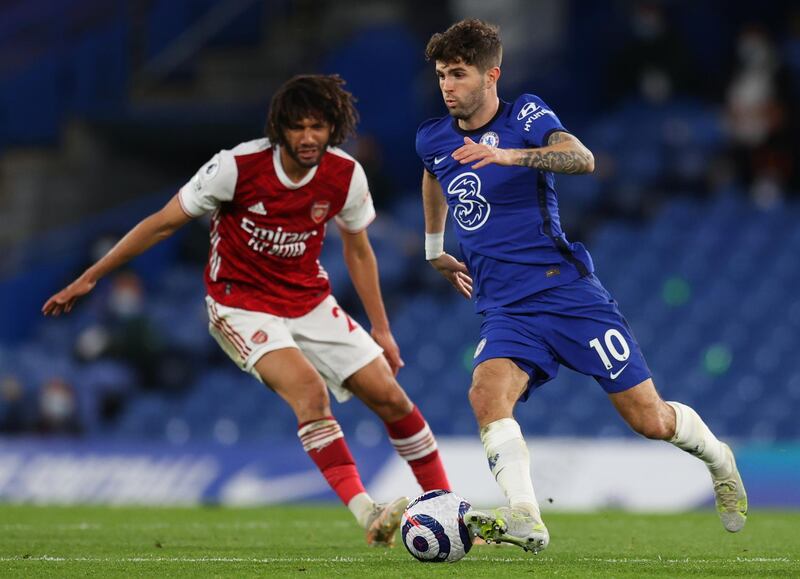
[390, 424, 437, 460]
[298, 419, 343, 452]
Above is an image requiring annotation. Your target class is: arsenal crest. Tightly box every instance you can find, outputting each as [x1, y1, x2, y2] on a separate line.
[251, 330, 268, 344]
[310, 200, 330, 224]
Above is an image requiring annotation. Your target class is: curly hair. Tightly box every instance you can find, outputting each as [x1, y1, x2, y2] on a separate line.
[266, 74, 359, 147]
[425, 19, 502, 71]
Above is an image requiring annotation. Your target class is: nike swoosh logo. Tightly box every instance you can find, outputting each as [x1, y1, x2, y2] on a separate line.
[609, 363, 629, 380]
[220, 468, 329, 505]
[434, 155, 448, 165]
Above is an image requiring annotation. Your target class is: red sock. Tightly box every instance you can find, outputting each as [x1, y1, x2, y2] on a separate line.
[298, 417, 366, 505]
[385, 406, 451, 491]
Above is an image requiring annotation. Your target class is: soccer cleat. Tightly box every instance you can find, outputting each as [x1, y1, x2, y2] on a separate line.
[365, 496, 409, 547]
[465, 506, 549, 553]
[712, 443, 748, 532]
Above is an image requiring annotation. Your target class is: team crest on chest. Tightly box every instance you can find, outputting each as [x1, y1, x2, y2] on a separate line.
[479, 131, 500, 147]
[310, 200, 331, 224]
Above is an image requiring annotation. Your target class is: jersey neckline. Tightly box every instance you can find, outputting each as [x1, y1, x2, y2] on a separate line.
[450, 99, 509, 136]
[272, 145, 319, 189]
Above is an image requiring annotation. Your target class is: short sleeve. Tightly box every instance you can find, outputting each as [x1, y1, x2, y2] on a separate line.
[177, 150, 238, 217]
[335, 161, 376, 232]
[415, 119, 436, 173]
[511, 94, 567, 148]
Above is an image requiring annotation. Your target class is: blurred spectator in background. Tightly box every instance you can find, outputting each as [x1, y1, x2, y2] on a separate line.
[723, 23, 796, 207]
[783, 9, 800, 98]
[0, 374, 33, 434]
[451, 0, 566, 89]
[36, 377, 82, 436]
[349, 133, 395, 210]
[74, 271, 193, 394]
[783, 9, 800, 194]
[606, 2, 700, 107]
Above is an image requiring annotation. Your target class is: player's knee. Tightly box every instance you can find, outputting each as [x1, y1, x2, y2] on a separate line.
[371, 380, 413, 422]
[291, 376, 331, 420]
[385, 385, 413, 416]
[468, 380, 497, 420]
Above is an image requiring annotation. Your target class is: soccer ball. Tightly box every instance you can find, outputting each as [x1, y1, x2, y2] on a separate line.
[401, 489, 473, 563]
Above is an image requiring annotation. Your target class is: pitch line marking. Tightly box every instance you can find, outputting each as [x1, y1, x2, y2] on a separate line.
[0, 556, 792, 564]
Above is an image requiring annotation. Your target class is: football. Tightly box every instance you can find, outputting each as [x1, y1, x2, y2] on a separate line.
[401, 489, 473, 563]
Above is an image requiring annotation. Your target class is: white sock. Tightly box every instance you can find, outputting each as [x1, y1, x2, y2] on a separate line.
[667, 401, 730, 478]
[347, 492, 375, 528]
[480, 418, 540, 517]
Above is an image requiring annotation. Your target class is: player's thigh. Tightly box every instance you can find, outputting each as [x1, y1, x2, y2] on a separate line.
[540, 276, 651, 394]
[206, 297, 329, 417]
[252, 348, 331, 420]
[289, 295, 383, 404]
[472, 310, 559, 402]
[472, 358, 530, 400]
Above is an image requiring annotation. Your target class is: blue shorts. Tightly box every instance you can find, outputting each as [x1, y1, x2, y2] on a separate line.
[472, 275, 651, 399]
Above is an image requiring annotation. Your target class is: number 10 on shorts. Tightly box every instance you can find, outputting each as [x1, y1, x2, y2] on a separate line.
[589, 329, 630, 370]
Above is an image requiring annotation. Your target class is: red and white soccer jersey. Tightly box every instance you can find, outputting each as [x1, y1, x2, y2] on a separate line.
[178, 138, 376, 318]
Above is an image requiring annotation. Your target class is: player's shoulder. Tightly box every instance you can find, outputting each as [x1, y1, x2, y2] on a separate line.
[227, 138, 272, 158]
[416, 115, 450, 139]
[322, 146, 363, 191]
[206, 139, 271, 170]
[325, 145, 358, 167]
[188, 139, 268, 194]
[509, 93, 554, 122]
[183, 140, 266, 208]
[324, 146, 363, 177]
[507, 93, 564, 142]
[416, 115, 450, 155]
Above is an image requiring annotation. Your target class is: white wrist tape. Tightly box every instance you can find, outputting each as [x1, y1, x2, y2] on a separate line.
[425, 232, 445, 260]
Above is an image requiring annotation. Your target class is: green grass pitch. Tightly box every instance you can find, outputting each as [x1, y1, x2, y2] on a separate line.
[0, 505, 796, 577]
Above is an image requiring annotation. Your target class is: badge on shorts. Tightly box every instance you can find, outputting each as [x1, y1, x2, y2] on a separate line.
[251, 330, 268, 344]
[310, 200, 331, 224]
[474, 338, 487, 358]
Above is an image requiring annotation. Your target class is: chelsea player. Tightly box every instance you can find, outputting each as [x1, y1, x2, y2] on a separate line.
[417, 19, 747, 553]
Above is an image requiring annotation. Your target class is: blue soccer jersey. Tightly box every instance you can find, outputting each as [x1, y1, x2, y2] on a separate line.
[416, 94, 594, 313]
[418, 94, 652, 395]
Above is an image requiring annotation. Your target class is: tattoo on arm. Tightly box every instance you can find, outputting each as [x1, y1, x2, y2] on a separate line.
[516, 131, 595, 174]
[547, 131, 571, 146]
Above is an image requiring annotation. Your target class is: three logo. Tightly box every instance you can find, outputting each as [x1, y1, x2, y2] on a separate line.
[447, 172, 491, 231]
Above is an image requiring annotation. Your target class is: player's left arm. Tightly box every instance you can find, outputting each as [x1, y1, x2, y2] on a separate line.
[340, 228, 405, 375]
[453, 131, 595, 174]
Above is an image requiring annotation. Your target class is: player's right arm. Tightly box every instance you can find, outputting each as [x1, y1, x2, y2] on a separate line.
[43, 147, 237, 316]
[42, 194, 193, 316]
[422, 169, 472, 300]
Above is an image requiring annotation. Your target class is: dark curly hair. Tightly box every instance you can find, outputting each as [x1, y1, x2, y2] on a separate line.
[266, 74, 359, 147]
[425, 19, 502, 71]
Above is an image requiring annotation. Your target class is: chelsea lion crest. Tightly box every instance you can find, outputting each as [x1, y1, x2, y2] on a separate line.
[479, 131, 499, 147]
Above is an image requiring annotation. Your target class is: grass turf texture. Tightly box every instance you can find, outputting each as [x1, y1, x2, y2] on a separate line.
[0, 505, 796, 577]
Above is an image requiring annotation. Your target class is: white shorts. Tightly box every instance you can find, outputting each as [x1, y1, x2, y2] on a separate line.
[205, 295, 383, 403]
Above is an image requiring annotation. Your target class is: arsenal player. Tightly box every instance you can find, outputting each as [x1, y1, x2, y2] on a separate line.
[42, 75, 450, 546]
